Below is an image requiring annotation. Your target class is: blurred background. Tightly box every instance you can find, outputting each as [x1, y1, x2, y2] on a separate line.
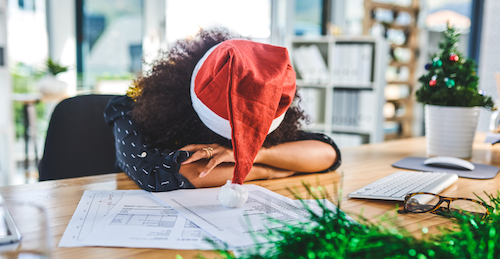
[0, 0, 498, 186]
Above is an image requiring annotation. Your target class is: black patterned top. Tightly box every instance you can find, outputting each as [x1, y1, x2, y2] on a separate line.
[104, 96, 341, 192]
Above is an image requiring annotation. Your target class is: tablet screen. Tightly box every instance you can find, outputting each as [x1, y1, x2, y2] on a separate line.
[0, 204, 21, 244]
[0, 210, 10, 238]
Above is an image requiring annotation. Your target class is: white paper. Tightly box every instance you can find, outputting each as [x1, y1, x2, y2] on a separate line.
[59, 190, 145, 247]
[81, 190, 221, 250]
[485, 132, 500, 144]
[231, 199, 356, 258]
[60, 189, 354, 252]
[152, 185, 352, 248]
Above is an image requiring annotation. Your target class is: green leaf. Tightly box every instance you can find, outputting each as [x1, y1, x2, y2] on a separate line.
[46, 58, 68, 76]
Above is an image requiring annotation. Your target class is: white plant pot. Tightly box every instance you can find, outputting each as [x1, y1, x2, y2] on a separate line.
[425, 105, 480, 158]
[37, 75, 68, 100]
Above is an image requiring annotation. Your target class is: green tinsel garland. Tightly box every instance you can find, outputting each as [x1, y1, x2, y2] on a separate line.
[195, 183, 499, 259]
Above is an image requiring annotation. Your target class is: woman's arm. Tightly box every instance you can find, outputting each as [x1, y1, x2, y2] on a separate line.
[179, 161, 294, 188]
[254, 140, 337, 172]
[105, 96, 195, 192]
[180, 139, 337, 179]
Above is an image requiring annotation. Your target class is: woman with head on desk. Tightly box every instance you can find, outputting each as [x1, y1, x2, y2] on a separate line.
[104, 28, 341, 207]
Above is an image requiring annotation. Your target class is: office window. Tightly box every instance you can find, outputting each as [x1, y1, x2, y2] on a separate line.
[294, 0, 322, 36]
[77, 0, 143, 92]
[424, 0, 473, 56]
[18, 0, 35, 11]
[165, 0, 271, 44]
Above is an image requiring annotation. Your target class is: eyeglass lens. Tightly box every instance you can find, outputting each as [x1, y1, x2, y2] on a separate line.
[449, 200, 487, 215]
[405, 194, 487, 216]
[405, 194, 440, 212]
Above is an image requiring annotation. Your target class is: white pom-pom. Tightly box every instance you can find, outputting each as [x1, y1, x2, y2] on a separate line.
[218, 180, 249, 208]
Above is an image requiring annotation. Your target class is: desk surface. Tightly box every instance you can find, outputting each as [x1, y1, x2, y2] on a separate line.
[2, 133, 500, 259]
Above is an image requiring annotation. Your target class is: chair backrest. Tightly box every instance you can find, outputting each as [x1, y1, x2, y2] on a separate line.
[39, 94, 119, 181]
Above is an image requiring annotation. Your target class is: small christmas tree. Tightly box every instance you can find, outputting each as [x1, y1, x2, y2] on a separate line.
[416, 25, 494, 109]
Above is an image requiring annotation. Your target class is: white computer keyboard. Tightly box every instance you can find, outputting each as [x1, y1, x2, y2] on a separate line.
[348, 171, 459, 201]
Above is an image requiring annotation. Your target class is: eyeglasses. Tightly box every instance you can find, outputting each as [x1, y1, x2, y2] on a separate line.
[398, 192, 491, 219]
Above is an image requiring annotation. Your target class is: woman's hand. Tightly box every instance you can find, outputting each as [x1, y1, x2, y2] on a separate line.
[180, 144, 235, 178]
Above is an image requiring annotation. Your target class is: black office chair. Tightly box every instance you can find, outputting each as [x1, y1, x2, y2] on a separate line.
[39, 94, 120, 181]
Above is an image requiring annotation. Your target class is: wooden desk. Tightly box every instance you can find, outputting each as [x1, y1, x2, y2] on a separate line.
[1, 133, 499, 259]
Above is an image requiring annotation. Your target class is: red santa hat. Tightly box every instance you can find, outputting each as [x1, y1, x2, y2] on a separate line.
[190, 39, 296, 207]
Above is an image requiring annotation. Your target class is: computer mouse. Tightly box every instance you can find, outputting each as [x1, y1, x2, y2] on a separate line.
[423, 156, 475, 171]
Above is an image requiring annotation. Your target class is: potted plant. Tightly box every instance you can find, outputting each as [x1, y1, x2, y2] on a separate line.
[416, 25, 494, 158]
[37, 58, 69, 100]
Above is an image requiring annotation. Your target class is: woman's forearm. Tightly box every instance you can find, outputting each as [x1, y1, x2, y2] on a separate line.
[179, 161, 294, 188]
[254, 140, 337, 173]
[180, 139, 338, 181]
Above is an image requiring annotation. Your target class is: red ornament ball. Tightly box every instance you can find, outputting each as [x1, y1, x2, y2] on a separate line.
[429, 80, 437, 86]
[449, 54, 459, 62]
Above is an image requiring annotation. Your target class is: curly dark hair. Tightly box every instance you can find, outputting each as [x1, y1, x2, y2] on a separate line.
[131, 28, 307, 150]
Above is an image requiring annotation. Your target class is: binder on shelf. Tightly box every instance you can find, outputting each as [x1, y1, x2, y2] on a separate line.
[332, 43, 373, 87]
[292, 36, 387, 145]
[298, 87, 323, 124]
[307, 45, 330, 84]
[338, 90, 347, 126]
[332, 45, 342, 84]
[341, 45, 350, 85]
[292, 45, 329, 84]
[292, 46, 313, 83]
[360, 44, 373, 85]
[337, 44, 347, 85]
[345, 90, 355, 126]
[357, 91, 375, 130]
[332, 89, 342, 126]
[332, 89, 369, 129]
[346, 45, 359, 85]
[298, 88, 313, 123]
[352, 90, 360, 127]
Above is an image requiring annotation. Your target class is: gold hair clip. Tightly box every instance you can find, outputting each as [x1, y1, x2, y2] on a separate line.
[126, 81, 142, 102]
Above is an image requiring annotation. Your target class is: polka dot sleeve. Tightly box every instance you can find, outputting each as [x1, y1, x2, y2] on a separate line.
[104, 96, 195, 192]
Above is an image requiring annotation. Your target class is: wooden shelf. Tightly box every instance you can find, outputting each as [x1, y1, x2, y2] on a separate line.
[390, 43, 419, 50]
[296, 80, 376, 89]
[385, 116, 412, 122]
[389, 60, 416, 68]
[387, 80, 414, 85]
[368, 20, 415, 31]
[330, 126, 372, 135]
[363, 0, 419, 140]
[386, 98, 412, 104]
[296, 80, 330, 88]
[368, 2, 418, 15]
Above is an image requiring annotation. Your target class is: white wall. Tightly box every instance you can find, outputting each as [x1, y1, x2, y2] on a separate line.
[0, 0, 15, 186]
[46, 0, 76, 95]
[477, 0, 500, 132]
[143, 0, 166, 68]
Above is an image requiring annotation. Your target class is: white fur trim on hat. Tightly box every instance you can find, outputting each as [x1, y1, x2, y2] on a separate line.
[218, 180, 249, 208]
[190, 42, 287, 140]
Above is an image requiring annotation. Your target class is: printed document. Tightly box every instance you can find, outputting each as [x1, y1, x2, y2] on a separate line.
[81, 190, 221, 250]
[59, 190, 144, 247]
[60, 190, 220, 250]
[152, 185, 350, 247]
[60, 188, 352, 250]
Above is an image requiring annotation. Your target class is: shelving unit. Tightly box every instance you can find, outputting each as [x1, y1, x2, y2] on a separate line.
[290, 36, 388, 147]
[363, 0, 420, 140]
